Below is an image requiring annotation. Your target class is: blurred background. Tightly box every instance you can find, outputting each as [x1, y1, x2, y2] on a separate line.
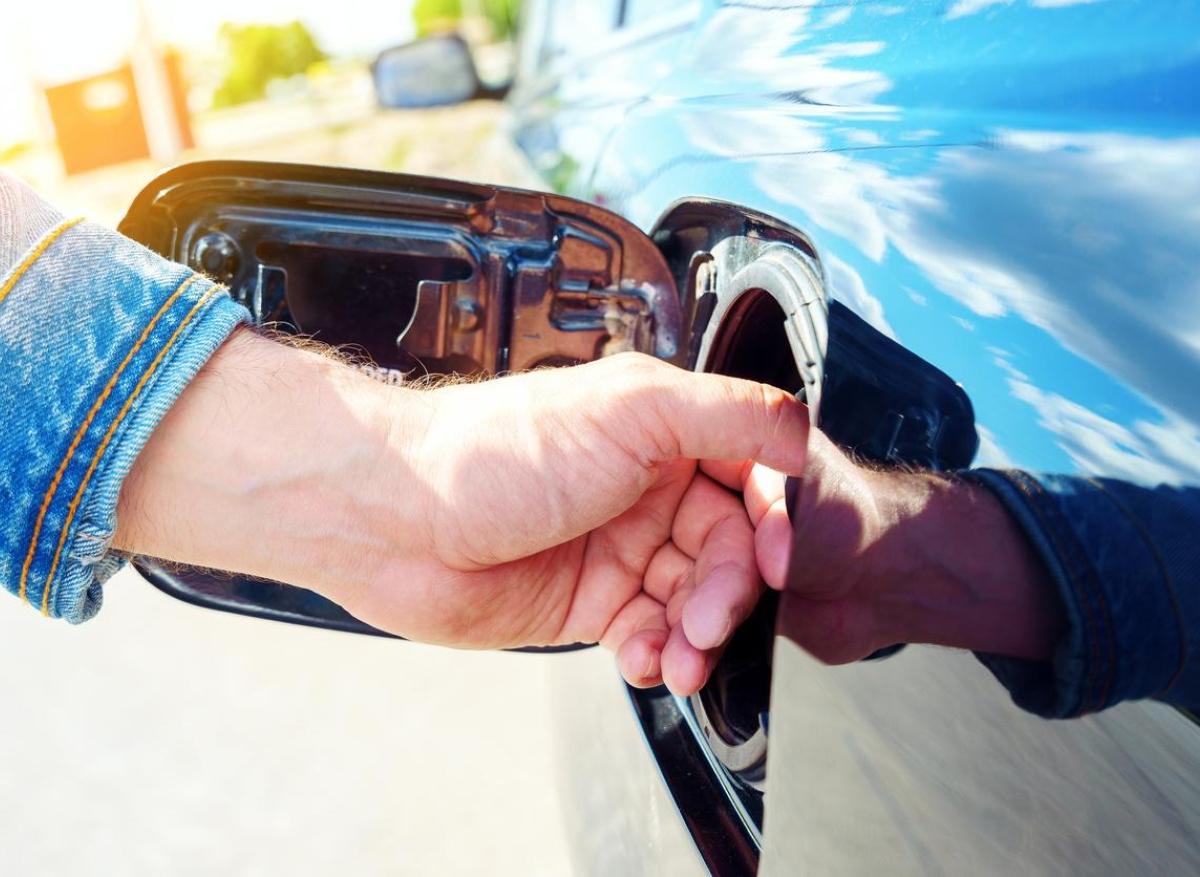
[0, 2, 638, 874]
[0, 0, 532, 224]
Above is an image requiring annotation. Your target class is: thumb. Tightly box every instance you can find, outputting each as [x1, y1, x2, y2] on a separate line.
[603, 353, 809, 473]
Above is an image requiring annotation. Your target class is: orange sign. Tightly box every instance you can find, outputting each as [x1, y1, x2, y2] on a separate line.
[44, 65, 151, 175]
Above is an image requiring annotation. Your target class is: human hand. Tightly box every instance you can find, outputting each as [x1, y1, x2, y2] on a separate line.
[116, 331, 809, 695]
[326, 350, 809, 695]
[743, 431, 1064, 664]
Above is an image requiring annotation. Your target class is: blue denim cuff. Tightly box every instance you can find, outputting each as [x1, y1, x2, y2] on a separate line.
[1, 218, 249, 622]
[960, 469, 1187, 718]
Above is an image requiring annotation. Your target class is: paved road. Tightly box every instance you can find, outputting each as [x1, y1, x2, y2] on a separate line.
[0, 566, 591, 874]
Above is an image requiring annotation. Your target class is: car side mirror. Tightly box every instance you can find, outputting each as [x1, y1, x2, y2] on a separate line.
[372, 34, 507, 109]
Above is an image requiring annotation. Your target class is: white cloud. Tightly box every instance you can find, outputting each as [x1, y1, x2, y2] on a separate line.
[1006, 374, 1200, 486]
[991, 353, 1028, 383]
[813, 7, 853, 29]
[689, 9, 895, 109]
[824, 253, 896, 340]
[899, 129, 941, 142]
[673, 12, 1200, 488]
[743, 126, 1200, 429]
[947, 0, 1098, 18]
[974, 424, 1016, 469]
[890, 132, 1200, 427]
[947, 0, 1013, 19]
[839, 128, 885, 147]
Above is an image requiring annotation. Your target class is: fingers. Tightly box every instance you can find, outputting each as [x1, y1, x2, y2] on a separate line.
[755, 498, 792, 590]
[558, 459, 695, 643]
[671, 473, 762, 651]
[604, 593, 719, 695]
[680, 515, 760, 651]
[602, 353, 809, 475]
[604, 593, 670, 688]
[643, 539, 693, 604]
[607, 594, 713, 694]
[617, 627, 670, 688]
[702, 460, 788, 527]
[613, 619, 712, 696]
[699, 458, 752, 493]
[661, 624, 716, 696]
[606, 473, 759, 694]
[600, 592, 667, 652]
[683, 560, 759, 650]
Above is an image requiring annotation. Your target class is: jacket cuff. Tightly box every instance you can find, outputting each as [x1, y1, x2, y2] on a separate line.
[960, 469, 1186, 718]
[0, 218, 249, 622]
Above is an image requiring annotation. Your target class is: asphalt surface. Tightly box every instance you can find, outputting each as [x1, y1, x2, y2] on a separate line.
[0, 566, 587, 875]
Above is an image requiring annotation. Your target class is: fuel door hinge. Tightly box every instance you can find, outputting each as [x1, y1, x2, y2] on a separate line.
[552, 282, 669, 357]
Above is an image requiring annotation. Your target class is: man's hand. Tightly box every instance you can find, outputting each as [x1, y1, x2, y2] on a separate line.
[742, 431, 1065, 664]
[115, 330, 808, 695]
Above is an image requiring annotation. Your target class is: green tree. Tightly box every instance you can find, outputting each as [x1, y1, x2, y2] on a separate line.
[413, 0, 463, 36]
[413, 0, 520, 41]
[212, 21, 327, 108]
[482, 0, 520, 40]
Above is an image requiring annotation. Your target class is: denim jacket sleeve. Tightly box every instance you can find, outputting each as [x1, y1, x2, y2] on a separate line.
[0, 171, 248, 622]
[961, 468, 1200, 719]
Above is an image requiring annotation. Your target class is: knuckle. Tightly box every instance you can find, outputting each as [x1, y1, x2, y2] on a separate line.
[755, 382, 793, 451]
[605, 351, 670, 384]
[601, 354, 679, 458]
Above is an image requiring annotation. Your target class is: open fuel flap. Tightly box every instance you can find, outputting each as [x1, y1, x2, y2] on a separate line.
[118, 161, 683, 643]
[121, 161, 683, 374]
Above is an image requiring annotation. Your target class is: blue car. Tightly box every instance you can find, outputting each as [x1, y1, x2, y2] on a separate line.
[122, 1, 1200, 873]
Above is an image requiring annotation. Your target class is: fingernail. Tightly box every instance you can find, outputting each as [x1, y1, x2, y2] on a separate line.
[716, 613, 734, 645]
[690, 609, 733, 650]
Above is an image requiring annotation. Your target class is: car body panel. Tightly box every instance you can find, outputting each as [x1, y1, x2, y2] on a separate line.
[765, 639, 1200, 874]
[545, 649, 707, 877]
[514, 0, 1200, 487]
[510, 1, 1200, 872]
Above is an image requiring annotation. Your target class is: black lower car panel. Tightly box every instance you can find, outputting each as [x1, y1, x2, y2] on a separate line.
[626, 684, 762, 876]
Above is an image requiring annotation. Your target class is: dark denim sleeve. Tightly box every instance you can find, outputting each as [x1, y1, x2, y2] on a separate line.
[960, 469, 1200, 719]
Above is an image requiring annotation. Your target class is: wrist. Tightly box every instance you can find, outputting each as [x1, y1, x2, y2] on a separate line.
[862, 469, 1063, 660]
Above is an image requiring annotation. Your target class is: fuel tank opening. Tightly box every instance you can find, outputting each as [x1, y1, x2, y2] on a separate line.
[703, 288, 804, 395]
[690, 280, 808, 798]
[693, 590, 777, 792]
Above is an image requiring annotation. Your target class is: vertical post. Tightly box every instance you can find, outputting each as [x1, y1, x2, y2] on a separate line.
[129, 0, 184, 162]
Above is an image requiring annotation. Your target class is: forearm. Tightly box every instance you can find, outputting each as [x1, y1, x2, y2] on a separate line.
[864, 469, 1065, 661]
[114, 329, 428, 598]
[779, 436, 1063, 665]
[790, 440, 1200, 717]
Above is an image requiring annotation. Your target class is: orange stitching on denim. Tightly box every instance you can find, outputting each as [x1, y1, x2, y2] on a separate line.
[18, 274, 200, 603]
[37, 285, 219, 616]
[0, 217, 84, 306]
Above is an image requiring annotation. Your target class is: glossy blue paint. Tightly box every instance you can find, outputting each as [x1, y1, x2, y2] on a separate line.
[513, 0, 1200, 487]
